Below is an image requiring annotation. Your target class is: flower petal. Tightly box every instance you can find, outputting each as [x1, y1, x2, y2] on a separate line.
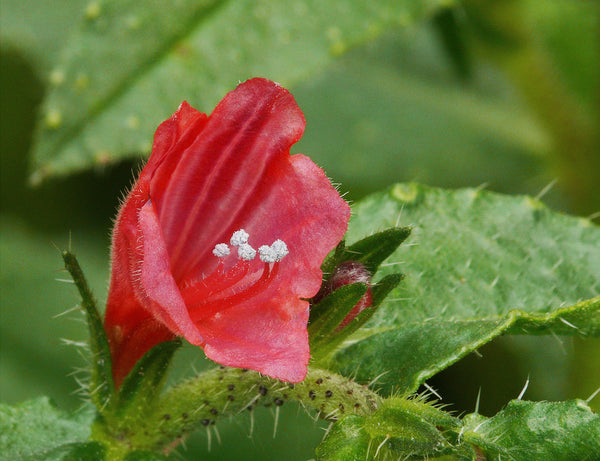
[104, 103, 207, 386]
[202, 295, 310, 383]
[138, 200, 205, 344]
[189, 154, 350, 382]
[149, 78, 307, 281]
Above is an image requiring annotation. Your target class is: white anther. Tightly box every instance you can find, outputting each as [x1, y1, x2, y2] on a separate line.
[237, 243, 256, 261]
[259, 240, 289, 262]
[212, 243, 230, 258]
[258, 245, 277, 263]
[270, 240, 289, 261]
[230, 229, 249, 246]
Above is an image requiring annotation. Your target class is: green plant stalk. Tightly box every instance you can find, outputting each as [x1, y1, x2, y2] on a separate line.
[464, 0, 600, 213]
[91, 366, 381, 458]
[497, 42, 599, 211]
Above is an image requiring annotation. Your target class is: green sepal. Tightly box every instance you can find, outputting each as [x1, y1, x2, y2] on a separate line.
[113, 340, 182, 415]
[62, 250, 114, 410]
[309, 283, 369, 358]
[322, 227, 411, 277]
[310, 274, 403, 363]
[370, 273, 403, 310]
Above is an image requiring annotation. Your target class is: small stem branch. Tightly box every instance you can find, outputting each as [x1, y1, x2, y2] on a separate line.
[62, 250, 115, 408]
[62, 250, 100, 320]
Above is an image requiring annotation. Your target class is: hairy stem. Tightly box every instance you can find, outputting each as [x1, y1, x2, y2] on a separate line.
[92, 366, 380, 455]
[62, 250, 115, 409]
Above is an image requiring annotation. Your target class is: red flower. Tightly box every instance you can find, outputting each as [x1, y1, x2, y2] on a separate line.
[104, 78, 350, 387]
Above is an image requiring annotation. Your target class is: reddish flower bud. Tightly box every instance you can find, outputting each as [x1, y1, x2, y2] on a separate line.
[104, 78, 350, 387]
[327, 261, 373, 330]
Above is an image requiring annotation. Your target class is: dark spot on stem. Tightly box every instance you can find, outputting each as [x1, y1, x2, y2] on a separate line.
[201, 419, 210, 426]
[259, 385, 268, 396]
[309, 390, 316, 400]
[228, 384, 235, 391]
[210, 408, 218, 415]
[274, 398, 284, 406]
[339, 404, 345, 412]
[182, 413, 188, 419]
[228, 395, 235, 401]
[315, 378, 323, 385]
[163, 414, 171, 420]
[325, 390, 333, 398]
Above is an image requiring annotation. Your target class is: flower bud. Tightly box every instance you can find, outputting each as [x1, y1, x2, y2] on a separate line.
[325, 261, 373, 330]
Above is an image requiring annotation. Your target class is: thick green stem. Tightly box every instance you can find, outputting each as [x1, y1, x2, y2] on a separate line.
[91, 366, 380, 457]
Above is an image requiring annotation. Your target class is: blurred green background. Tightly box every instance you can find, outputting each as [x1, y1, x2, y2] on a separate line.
[1, 1, 598, 459]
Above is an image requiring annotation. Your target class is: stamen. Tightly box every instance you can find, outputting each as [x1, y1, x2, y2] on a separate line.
[230, 229, 249, 246]
[259, 240, 288, 262]
[258, 245, 277, 263]
[237, 243, 256, 261]
[271, 240, 289, 261]
[212, 243, 230, 257]
[182, 231, 289, 322]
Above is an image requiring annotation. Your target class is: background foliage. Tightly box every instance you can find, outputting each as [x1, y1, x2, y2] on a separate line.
[1, 0, 598, 459]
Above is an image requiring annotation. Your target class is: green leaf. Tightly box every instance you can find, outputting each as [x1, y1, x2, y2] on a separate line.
[333, 183, 600, 393]
[30, 0, 455, 182]
[462, 399, 600, 460]
[0, 0, 87, 74]
[321, 228, 411, 277]
[0, 397, 95, 460]
[39, 442, 106, 461]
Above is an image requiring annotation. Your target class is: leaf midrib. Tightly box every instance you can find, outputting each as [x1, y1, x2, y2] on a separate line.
[344, 295, 600, 344]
